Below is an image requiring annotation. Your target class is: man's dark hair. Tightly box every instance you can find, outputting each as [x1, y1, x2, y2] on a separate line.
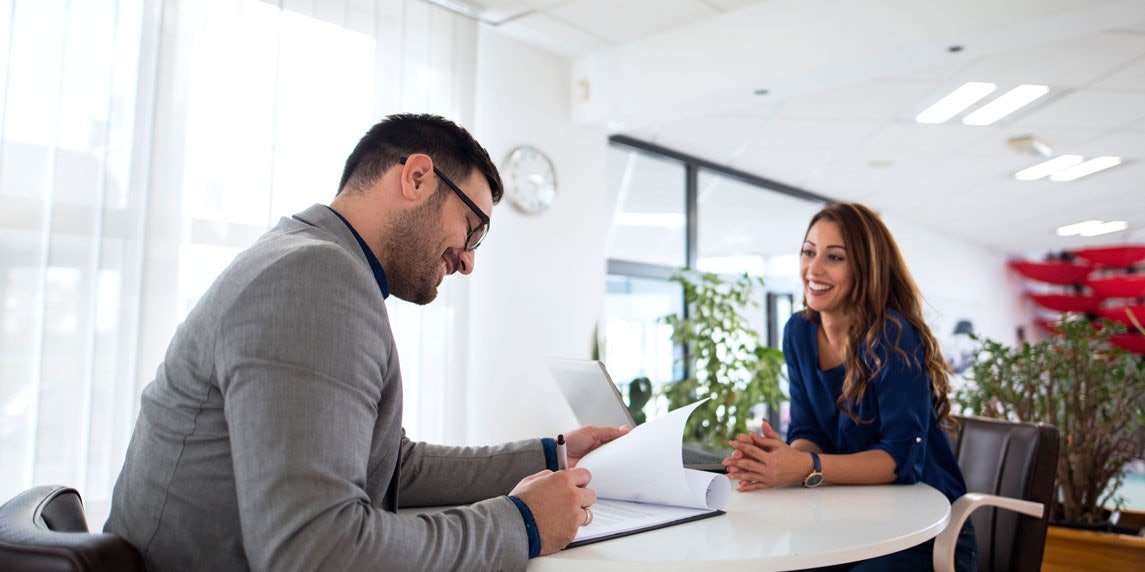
[337, 114, 503, 205]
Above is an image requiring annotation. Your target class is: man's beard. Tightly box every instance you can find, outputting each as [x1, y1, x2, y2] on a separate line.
[385, 195, 454, 305]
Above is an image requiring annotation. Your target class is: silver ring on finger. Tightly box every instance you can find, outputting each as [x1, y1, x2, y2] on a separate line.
[581, 507, 593, 527]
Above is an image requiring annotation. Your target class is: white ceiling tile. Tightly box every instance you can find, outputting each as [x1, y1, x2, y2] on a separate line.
[1072, 127, 1145, 157]
[776, 79, 942, 121]
[653, 113, 771, 164]
[886, 59, 972, 83]
[1092, 53, 1145, 90]
[701, 0, 769, 13]
[494, 12, 611, 57]
[913, 152, 1031, 186]
[953, 30, 1145, 88]
[471, 0, 561, 23]
[549, 0, 718, 44]
[854, 121, 993, 155]
[800, 154, 935, 200]
[744, 117, 883, 153]
[734, 147, 835, 187]
[998, 88, 1145, 131]
[822, 148, 934, 175]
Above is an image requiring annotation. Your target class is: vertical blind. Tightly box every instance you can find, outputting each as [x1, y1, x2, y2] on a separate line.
[0, 0, 477, 527]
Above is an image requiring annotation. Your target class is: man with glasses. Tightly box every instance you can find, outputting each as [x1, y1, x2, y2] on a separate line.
[106, 114, 625, 571]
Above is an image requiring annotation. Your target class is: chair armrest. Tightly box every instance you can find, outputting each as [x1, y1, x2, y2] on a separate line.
[932, 492, 1044, 572]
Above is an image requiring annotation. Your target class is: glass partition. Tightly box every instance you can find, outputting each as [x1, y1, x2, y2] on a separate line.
[605, 146, 687, 268]
[602, 273, 683, 418]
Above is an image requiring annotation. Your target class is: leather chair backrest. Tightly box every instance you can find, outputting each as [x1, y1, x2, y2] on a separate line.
[951, 415, 1059, 572]
[0, 485, 144, 572]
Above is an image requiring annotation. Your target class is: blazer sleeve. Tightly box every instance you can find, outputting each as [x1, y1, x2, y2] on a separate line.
[218, 243, 530, 572]
[397, 431, 546, 507]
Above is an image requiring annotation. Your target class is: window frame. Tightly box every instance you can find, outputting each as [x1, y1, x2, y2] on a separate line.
[605, 135, 831, 425]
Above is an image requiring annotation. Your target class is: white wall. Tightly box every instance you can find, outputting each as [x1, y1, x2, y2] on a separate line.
[884, 213, 1031, 347]
[465, 28, 609, 444]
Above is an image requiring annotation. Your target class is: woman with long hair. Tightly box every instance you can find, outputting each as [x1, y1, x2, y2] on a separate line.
[723, 202, 977, 571]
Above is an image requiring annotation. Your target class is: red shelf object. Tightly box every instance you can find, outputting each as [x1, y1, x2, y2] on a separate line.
[1037, 318, 1105, 334]
[1087, 275, 1145, 299]
[1027, 293, 1100, 314]
[1110, 333, 1145, 354]
[1008, 260, 1094, 285]
[1072, 245, 1145, 268]
[1098, 304, 1145, 327]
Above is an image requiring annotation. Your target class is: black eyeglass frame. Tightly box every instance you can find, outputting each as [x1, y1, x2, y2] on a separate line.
[399, 156, 490, 251]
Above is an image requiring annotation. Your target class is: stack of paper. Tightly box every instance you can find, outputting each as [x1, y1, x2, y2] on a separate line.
[571, 399, 730, 546]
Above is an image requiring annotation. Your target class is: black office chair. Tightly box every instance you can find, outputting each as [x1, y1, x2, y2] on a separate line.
[933, 415, 1060, 572]
[0, 485, 144, 571]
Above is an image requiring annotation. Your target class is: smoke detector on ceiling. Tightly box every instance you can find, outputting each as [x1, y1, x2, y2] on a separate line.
[1007, 135, 1053, 158]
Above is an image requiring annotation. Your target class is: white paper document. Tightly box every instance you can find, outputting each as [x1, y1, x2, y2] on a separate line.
[570, 399, 731, 546]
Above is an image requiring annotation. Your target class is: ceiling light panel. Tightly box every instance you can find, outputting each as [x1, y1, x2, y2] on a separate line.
[1056, 220, 1128, 237]
[915, 82, 996, 124]
[1014, 155, 1083, 181]
[1049, 156, 1122, 181]
[1082, 221, 1128, 236]
[962, 84, 1049, 125]
[1056, 220, 1101, 236]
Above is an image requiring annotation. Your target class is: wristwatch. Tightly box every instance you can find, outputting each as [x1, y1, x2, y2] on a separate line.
[802, 451, 824, 488]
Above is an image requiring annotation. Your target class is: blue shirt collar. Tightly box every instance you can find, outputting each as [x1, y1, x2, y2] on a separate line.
[326, 206, 390, 299]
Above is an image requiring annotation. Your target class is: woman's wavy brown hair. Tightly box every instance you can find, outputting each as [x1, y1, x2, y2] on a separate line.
[800, 202, 955, 430]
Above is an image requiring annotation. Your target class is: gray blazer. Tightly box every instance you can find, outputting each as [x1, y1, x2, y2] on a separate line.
[105, 204, 545, 571]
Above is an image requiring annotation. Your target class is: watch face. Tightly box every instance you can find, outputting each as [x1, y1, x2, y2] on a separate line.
[804, 473, 823, 487]
[503, 146, 556, 215]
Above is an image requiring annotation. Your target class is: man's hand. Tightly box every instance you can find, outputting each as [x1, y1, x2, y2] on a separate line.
[510, 468, 596, 555]
[564, 425, 630, 466]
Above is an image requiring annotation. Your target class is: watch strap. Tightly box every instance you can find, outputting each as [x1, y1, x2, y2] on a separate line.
[803, 451, 823, 488]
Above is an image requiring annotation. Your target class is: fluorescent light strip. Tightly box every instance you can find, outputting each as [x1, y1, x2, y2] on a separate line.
[962, 85, 1049, 126]
[1049, 156, 1122, 181]
[915, 82, 996, 124]
[1015, 155, 1083, 181]
[1083, 221, 1128, 236]
[1056, 220, 1100, 236]
[1056, 220, 1128, 237]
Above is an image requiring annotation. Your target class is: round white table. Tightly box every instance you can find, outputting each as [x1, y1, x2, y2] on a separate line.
[528, 483, 951, 571]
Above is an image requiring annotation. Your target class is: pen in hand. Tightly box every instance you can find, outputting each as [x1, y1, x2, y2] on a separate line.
[556, 434, 568, 470]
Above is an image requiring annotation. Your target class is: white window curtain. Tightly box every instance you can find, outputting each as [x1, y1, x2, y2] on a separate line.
[0, 0, 476, 528]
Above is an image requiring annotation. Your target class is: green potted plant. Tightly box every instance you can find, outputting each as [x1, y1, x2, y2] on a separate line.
[954, 318, 1145, 569]
[661, 271, 786, 451]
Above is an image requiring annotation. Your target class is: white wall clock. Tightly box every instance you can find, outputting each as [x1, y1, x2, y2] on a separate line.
[503, 145, 557, 215]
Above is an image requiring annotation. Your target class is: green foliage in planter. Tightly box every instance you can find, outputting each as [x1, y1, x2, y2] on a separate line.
[661, 271, 786, 451]
[954, 319, 1145, 525]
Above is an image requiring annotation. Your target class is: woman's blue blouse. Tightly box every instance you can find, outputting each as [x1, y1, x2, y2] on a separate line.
[783, 311, 967, 502]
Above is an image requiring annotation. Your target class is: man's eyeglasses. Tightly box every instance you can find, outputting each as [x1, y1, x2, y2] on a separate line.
[400, 156, 490, 251]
